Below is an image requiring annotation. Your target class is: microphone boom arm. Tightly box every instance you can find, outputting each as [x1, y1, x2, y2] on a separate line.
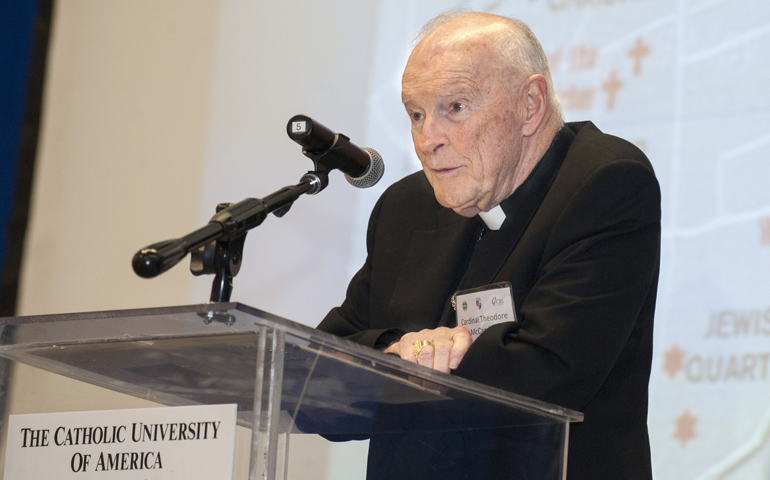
[132, 171, 327, 302]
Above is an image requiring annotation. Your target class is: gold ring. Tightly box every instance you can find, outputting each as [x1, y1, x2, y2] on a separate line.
[413, 340, 432, 358]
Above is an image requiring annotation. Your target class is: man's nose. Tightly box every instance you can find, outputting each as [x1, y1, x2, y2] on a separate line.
[416, 116, 446, 155]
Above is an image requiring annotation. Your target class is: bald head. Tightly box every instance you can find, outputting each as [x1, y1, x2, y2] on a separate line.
[409, 11, 562, 120]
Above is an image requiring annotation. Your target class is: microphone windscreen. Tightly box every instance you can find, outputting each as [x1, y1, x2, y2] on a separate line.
[345, 147, 384, 188]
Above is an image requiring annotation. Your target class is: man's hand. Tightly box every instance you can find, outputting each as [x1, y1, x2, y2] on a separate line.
[383, 326, 472, 373]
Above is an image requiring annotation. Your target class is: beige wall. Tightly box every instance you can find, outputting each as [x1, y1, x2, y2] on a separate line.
[18, 1, 221, 316]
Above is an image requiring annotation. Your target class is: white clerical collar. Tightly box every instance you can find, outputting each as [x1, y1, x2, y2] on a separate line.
[478, 205, 506, 231]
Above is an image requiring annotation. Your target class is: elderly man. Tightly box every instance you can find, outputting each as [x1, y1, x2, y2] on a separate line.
[319, 10, 659, 480]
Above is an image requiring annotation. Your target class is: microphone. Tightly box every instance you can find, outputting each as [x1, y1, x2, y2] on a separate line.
[287, 115, 384, 188]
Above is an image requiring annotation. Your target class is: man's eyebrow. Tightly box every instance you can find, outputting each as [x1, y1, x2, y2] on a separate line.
[438, 88, 474, 99]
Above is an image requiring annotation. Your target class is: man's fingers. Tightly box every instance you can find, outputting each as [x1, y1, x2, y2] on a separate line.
[390, 327, 473, 372]
[432, 337, 454, 373]
[449, 331, 472, 370]
[400, 339, 418, 363]
[415, 345, 434, 367]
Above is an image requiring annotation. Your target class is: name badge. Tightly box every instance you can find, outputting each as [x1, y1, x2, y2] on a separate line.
[453, 282, 517, 341]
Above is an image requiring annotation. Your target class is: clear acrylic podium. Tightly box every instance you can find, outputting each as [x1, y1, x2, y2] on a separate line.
[0, 303, 582, 479]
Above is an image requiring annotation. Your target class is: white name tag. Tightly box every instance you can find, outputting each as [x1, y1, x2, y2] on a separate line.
[4, 404, 237, 479]
[454, 282, 517, 341]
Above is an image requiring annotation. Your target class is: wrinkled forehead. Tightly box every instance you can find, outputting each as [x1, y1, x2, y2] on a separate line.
[401, 30, 508, 100]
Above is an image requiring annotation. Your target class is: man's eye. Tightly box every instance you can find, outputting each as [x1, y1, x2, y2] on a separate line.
[411, 112, 423, 121]
[450, 103, 465, 112]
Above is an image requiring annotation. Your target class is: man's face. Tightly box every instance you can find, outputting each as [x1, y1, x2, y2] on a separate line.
[401, 31, 524, 218]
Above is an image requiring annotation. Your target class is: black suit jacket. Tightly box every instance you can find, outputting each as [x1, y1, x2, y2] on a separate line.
[319, 121, 661, 479]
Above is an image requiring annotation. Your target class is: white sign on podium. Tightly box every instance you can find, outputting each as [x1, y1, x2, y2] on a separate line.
[4, 404, 237, 479]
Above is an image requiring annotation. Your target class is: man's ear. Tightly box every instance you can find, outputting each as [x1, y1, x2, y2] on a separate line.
[521, 74, 548, 137]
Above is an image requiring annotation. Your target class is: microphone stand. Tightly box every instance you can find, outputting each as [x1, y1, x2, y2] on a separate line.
[132, 171, 329, 306]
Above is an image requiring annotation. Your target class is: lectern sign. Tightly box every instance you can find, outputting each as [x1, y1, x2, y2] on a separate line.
[3, 404, 237, 479]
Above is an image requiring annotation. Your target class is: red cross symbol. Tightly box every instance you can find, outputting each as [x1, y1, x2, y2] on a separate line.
[628, 37, 651, 77]
[602, 71, 624, 110]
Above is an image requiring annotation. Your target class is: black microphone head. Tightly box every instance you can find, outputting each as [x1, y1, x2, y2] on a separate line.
[345, 147, 384, 188]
